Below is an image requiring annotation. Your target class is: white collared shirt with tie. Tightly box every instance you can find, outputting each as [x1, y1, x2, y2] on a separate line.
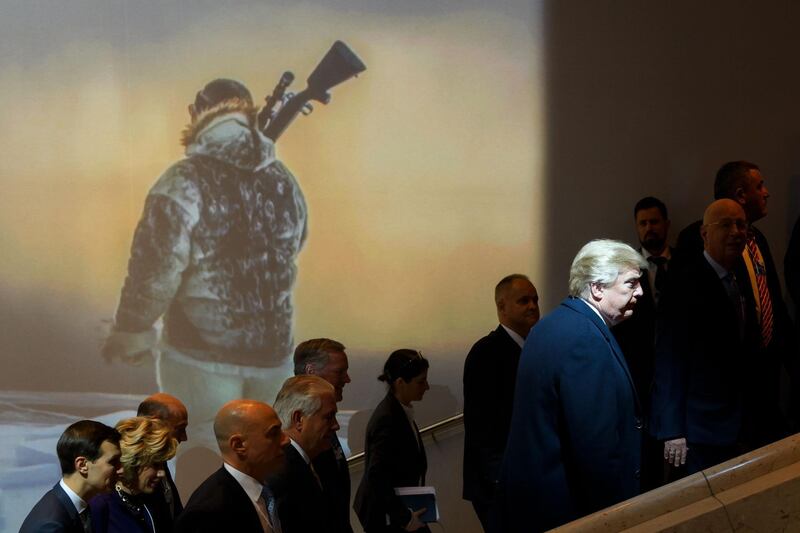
[223, 463, 277, 533]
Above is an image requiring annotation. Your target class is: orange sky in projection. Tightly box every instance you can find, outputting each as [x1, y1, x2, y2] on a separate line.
[0, 5, 543, 351]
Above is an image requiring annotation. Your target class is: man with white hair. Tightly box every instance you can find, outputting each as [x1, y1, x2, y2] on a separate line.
[496, 239, 646, 532]
[270, 375, 340, 533]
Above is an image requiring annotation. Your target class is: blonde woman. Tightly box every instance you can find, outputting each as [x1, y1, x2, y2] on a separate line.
[90, 417, 177, 533]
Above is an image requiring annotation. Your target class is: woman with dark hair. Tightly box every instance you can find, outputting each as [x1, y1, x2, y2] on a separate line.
[354, 349, 431, 532]
[90, 416, 177, 533]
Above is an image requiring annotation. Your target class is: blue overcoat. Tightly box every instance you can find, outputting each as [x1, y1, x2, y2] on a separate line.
[496, 297, 642, 532]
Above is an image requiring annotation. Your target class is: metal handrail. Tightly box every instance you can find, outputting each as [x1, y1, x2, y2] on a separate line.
[346, 412, 464, 465]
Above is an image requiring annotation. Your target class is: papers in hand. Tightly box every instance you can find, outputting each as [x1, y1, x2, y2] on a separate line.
[394, 486, 439, 523]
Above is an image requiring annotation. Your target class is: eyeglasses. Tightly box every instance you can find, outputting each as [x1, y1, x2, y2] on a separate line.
[704, 218, 748, 232]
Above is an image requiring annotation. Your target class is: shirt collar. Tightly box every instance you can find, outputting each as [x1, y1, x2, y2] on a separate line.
[703, 250, 731, 279]
[223, 462, 264, 503]
[59, 478, 87, 514]
[577, 296, 607, 324]
[500, 324, 525, 348]
[289, 439, 311, 465]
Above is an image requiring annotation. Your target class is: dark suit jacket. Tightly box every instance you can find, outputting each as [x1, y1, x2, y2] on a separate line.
[270, 443, 332, 533]
[89, 491, 153, 533]
[174, 466, 264, 533]
[141, 466, 182, 532]
[462, 324, 521, 504]
[650, 252, 764, 447]
[612, 253, 667, 416]
[678, 221, 792, 357]
[353, 393, 428, 532]
[677, 221, 793, 439]
[313, 435, 353, 533]
[20, 483, 85, 533]
[496, 297, 642, 532]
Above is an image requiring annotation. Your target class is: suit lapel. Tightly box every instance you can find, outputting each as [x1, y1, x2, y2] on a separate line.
[53, 483, 81, 526]
[218, 467, 265, 531]
[563, 297, 641, 411]
[494, 324, 523, 354]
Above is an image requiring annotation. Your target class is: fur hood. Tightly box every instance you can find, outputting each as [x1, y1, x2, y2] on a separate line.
[181, 98, 275, 170]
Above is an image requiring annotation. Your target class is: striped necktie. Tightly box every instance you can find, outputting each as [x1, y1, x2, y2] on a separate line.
[746, 236, 774, 346]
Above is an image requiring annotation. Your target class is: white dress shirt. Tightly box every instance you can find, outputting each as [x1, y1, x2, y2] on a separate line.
[500, 324, 525, 348]
[59, 479, 87, 514]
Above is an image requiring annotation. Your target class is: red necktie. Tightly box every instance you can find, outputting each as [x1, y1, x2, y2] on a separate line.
[746, 236, 773, 347]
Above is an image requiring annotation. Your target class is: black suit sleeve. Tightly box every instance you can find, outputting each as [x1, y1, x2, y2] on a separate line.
[650, 275, 690, 441]
[364, 415, 413, 528]
[463, 339, 506, 481]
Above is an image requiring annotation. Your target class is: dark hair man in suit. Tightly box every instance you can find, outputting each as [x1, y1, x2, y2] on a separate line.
[20, 420, 122, 533]
[634, 196, 671, 302]
[175, 400, 288, 533]
[462, 274, 539, 530]
[137, 393, 189, 530]
[652, 199, 780, 473]
[270, 375, 340, 533]
[293, 338, 353, 533]
[614, 196, 675, 491]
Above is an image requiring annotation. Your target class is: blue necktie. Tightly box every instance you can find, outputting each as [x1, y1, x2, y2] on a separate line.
[261, 485, 282, 533]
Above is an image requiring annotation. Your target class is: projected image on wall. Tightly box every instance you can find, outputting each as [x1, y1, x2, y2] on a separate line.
[0, 2, 543, 530]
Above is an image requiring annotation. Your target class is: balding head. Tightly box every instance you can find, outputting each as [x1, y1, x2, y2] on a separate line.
[701, 199, 748, 270]
[213, 400, 288, 481]
[494, 274, 540, 338]
[137, 393, 188, 443]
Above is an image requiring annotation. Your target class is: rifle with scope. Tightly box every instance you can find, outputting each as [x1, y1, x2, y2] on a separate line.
[258, 40, 366, 141]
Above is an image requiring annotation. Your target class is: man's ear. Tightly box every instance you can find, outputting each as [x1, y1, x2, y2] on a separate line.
[229, 434, 246, 455]
[291, 409, 304, 431]
[589, 282, 604, 301]
[304, 363, 316, 375]
[734, 186, 748, 206]
[75, 456, 89, 475]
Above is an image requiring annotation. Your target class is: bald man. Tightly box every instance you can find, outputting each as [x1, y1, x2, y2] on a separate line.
[138, 393, 189, 529]
[175, 400, 288, 533]
[651, 199, 782, 473]
[463, 274, 539, 530]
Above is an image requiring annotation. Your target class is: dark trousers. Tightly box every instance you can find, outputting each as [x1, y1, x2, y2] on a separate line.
[639, 433, 666, 492]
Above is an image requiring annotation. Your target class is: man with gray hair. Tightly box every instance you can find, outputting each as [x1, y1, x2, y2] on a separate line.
[496, 240, 646, 532]
[293, 338, 353, 533]
[270, 375, 340, 533]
